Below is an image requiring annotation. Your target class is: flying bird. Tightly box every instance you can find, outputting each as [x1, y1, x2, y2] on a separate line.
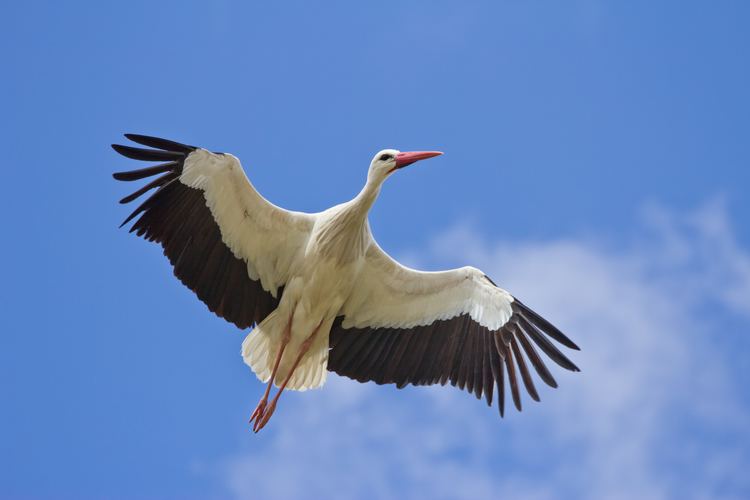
[112, 134, 580, 432]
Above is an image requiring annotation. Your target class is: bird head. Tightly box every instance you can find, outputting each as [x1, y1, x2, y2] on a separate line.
[368, 149, 443, 183]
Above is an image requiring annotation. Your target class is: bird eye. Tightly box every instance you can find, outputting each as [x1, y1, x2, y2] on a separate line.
[379, 154, 393, 162]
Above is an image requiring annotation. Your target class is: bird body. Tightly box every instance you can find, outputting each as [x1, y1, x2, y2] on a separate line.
[113, 135, 580, 432]
[246, 167, 388, 391]
[247, 221, 366, 392]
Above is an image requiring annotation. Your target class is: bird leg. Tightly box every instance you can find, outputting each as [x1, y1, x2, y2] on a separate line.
[253, 321, 323, 433]
[249, 317, 292, 428]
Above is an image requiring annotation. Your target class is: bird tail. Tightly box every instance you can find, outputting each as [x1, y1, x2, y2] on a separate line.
[241, 311, 328, 391]
[241, 311, 282, 385]
[283, 333, 329, 392]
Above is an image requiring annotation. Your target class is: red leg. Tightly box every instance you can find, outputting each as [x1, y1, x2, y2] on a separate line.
[253, 322, 322, 433]
[249, 317, 292, 428]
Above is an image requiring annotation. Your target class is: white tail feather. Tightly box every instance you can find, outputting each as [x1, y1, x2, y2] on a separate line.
[241, 311, 328, 391]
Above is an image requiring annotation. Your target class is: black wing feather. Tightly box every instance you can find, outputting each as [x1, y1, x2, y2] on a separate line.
[124, 133, 196, 153]
[328, 296, 579, 419]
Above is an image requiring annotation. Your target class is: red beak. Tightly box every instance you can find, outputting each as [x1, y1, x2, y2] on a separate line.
[394, 151, 443, 169]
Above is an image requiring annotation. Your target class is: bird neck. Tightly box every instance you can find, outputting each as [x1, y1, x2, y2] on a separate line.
[312, 178, 379, 264]
[351, 177, 382, 217]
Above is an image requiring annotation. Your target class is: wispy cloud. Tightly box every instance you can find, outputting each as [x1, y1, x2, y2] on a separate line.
[213, 201, 750, 500]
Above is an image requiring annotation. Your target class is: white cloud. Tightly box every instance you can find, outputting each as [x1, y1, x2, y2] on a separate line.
[213, 201, 750, 500]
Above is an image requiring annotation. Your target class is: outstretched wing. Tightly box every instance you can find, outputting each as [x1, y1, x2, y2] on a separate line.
[328, 238, 580, 416]
[112, 134, 314, 329]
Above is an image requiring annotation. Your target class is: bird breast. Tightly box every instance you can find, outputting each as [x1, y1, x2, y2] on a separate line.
[308, 205, 370, 266]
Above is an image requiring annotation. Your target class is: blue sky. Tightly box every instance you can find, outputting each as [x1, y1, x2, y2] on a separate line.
[2, 1, 749, 498]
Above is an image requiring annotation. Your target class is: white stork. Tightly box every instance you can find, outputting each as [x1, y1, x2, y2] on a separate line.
[113, 134, 580, 432]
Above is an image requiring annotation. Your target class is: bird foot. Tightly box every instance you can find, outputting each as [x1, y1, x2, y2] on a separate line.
[253, 399, 277, 433]
[249, 398, 267, 428]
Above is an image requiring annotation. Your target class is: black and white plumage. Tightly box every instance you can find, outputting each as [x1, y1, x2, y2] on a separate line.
[113, 134, 580, 431]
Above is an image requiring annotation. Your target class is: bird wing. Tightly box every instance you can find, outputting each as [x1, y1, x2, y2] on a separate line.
[112, 134, 314, 330]
[328, 237, 580, 416]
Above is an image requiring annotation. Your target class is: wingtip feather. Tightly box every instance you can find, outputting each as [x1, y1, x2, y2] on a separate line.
[123, 133, 196, 153]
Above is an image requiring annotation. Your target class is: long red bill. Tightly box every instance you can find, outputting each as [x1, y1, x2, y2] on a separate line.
[394, 151, 443, 169]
